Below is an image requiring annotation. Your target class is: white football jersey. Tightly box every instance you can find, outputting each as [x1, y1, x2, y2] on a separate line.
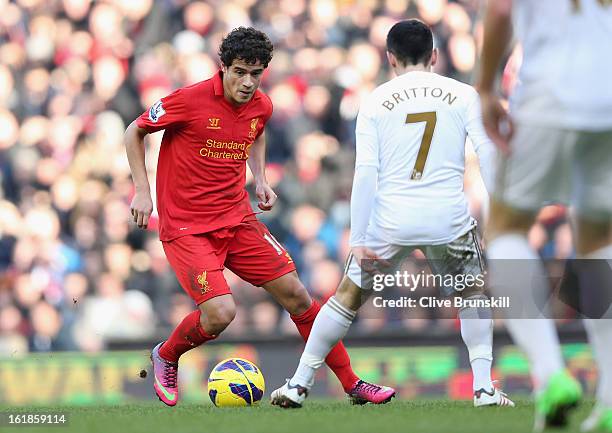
[511, 0, 612, 129]
[354, 71, 494, 245]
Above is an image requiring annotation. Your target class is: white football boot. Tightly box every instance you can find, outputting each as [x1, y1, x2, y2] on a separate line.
[474, 382, 515, 408]
[270, 380, 309, 408]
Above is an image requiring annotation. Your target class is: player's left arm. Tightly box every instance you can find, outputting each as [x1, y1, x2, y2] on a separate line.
[247, 133, 277, 211]
[350, 165, 382, 268]
[349, 105, 384, 266]
[476, 0, 514, 153]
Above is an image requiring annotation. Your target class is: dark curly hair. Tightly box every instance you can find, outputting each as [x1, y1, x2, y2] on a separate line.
[218, 27, 274, 68]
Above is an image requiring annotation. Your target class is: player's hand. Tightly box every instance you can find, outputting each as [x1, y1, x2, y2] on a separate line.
[130, 190, 153, 229]
[351, 246, 389, 274]
[255, 182, 277, 211]
[479, 91, 514, 155]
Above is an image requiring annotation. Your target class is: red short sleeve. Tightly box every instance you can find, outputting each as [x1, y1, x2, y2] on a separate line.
[136, 88, 188, 133]
[256, 94, 273, 139]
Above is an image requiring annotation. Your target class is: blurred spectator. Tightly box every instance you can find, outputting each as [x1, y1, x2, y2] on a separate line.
[73, 272, 155, 347]
[529, 205, 574, 260]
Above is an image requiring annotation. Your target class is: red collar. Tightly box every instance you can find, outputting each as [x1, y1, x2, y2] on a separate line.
[212, 70, 224, 97]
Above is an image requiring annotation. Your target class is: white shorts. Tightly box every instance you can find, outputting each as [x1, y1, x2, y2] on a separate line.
[345, 227, 485, 296]
[494, 125, 612, 218]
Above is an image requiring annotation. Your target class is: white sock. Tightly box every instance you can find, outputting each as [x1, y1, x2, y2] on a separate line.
[488, 234, 565, 392]
[290, 297, 356, 389]
[459, 297, 494, 392]
[585, 319, 612, 408]
[472, 359, 493, 392]
[582, 245, 612, 408]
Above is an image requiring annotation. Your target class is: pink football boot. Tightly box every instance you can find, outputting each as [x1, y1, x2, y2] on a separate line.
[150, 342, 179, 406]
[348, 380, 396, 405]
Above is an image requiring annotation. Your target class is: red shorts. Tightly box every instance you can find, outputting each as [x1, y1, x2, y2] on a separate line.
[162, 215, 296, 304]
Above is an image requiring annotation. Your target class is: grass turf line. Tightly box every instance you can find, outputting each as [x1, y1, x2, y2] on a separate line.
[0, 399, 594, 433]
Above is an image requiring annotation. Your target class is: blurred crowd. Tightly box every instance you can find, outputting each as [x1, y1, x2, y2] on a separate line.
[0, 0, 574, 355]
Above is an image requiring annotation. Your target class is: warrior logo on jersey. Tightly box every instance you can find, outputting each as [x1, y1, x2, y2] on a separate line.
[207, 118, 221, 129]
[149, 100, 166, 123]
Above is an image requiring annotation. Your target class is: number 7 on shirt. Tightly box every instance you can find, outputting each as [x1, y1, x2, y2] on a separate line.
[406, 111, 437, 180]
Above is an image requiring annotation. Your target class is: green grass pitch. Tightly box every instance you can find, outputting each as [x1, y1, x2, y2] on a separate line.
[1, 399, 595, 433]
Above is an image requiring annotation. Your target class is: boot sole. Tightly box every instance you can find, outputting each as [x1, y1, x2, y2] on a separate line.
[349, 392, 396, 406]
[271, 395, 303, 409]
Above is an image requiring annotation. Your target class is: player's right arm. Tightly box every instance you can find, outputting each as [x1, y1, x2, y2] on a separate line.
[125, 121, 153, 229]
[125, 89, 188, 229]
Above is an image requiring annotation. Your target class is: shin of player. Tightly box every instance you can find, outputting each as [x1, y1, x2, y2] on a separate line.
[273, 275, 396, 408]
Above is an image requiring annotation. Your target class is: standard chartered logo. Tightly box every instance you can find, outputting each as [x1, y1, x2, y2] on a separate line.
[199, 138, 250, 160]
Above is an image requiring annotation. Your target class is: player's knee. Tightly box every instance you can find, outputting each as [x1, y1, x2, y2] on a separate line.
[281, 278, 312, 315]
[200, 304, 236, 335]
[335, 276, 362, 311]
[486, 199, 535, 241]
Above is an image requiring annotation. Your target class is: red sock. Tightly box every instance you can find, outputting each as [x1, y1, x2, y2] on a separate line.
[159, 310, 216, 363]
[291, 300, 359, 392]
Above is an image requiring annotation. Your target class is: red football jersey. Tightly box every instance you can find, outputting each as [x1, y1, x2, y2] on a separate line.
[136, 71, 273, 241]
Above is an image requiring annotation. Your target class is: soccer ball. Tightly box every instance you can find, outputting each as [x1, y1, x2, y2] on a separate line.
[207, 358, 265, 407]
